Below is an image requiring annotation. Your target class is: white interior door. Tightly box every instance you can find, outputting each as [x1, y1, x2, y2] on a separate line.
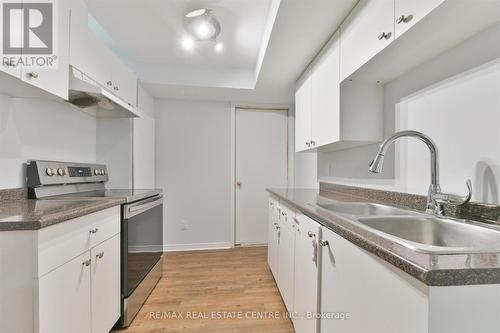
[235, 108, 288, 245]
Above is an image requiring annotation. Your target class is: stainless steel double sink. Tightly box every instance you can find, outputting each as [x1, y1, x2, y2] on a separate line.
[316, 201, 500, 254]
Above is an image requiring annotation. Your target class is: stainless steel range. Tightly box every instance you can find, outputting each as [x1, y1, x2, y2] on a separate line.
[27, 160, 163, 328]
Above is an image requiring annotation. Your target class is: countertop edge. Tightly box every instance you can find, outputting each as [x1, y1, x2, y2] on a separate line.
[267, 188, 500, 287]
[0, 199, 125, 231]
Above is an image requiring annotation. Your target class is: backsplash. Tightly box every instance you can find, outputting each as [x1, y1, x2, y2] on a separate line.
[320, 182, 500, 225]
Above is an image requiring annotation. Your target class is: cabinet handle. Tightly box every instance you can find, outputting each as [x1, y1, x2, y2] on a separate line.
[307, 231, 316, 238]
[319, 240, 329, 247]
[106, 81, 112, 86]
[377, 32, 392, 40]
[96, 252, 104, 259]
[114, 86, 119, 91]
[306, 141, 311, 147]
[89, 228, 99, 234]
[82, 259, 91, 267]
[396, 14, 413, 24]
[28, 72, 39, 79]
[310, 140, 316, 146]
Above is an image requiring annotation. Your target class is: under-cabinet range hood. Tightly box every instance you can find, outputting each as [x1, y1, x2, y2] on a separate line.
[68, 66, 138, 118]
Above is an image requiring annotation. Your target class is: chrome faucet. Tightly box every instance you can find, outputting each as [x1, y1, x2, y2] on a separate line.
[369, 130, 472, 216]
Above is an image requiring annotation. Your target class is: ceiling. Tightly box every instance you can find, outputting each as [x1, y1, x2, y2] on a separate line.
[86, 0, 358, 104]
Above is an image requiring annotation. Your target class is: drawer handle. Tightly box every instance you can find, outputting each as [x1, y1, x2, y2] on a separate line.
[307, 231, 316, 238]
[377, 31, 392, 40]
[96, 252, 104, 259]
[319, 240, 329, 247]
[396, 14, 413, 24]
[28, 72, 39, 79]
[82, 259, 91, 267]
[89, 228, 99, 234]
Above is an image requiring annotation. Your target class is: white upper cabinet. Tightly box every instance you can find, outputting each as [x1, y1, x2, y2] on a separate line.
[395, 0, 445, 38]
[295, 29, 381, 152]
[295, 75, 312, 152]
[311, 30, 340, 148]
[340, 0, 395, 81]
[69, 0, 137, 106]
[21, 0, 70, 99]
[111, 57, 137, 107]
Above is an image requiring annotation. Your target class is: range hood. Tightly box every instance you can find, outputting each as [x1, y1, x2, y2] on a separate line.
[68, 66, 138, 118]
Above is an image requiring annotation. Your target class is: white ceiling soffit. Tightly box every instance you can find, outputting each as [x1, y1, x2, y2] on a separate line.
[87, 0, 358, 103]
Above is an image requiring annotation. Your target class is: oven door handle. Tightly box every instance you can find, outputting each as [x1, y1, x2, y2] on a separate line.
[124, 196, 163, 219]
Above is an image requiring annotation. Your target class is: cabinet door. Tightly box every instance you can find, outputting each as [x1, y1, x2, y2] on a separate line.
[277, 206, 295, 312]
[111, 58, 137, 106]
[395, 0, 445, 37]
[21, 0, 70, 99]
[69, 0, 112, 88]
[38, 251, 91, 333]
[293, 214, 321, 333]
[340, 0, 395, 81]
[311, 30, 340, 147]
[91, 234, 121, 333]
[0, 1, 22, 78]
[267, 198, 279, 277]
[319, 226, 428, 333]
[295, 74, 312, 152]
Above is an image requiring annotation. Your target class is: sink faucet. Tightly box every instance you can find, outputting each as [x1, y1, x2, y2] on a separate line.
[368, 130, 472, 216]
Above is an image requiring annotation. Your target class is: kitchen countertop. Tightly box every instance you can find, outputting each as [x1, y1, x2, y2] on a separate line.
[0, 192, 124, 231]
[267, 187, 500, 287]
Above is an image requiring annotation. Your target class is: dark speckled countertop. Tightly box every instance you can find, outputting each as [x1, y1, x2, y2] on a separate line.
[267, 186, 500, 287]
[0, 189, 124, 230]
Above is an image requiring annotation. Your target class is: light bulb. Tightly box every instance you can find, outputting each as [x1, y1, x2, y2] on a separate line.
[181, 36, 194, 50]
[215, 42, 223, 52]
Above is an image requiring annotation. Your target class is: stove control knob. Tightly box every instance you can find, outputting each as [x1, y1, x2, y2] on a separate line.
[100, 169, 106, 175]
[94, 169, 100, 176]
[57, 168, 66, 176]
[46, 168, 54, 176]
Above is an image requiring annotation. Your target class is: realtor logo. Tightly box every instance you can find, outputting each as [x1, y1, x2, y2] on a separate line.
[3, 2, 53, 54]
[1, 0, 57, 68]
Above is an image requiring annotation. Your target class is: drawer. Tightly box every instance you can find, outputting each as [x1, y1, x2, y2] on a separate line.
[35, 206, 120, 278]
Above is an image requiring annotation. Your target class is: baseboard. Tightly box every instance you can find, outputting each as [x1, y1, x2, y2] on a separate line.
[162, 242, 233, 252]
[128, 245, 163, 253]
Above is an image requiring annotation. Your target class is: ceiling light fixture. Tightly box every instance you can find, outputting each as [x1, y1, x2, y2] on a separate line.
[181, 36, 194, 50]
[184, 8, 221, 44]
[215, 42, 223, 53]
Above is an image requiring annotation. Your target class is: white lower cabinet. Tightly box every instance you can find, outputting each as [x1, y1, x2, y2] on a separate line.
[293, 214, 321, 333]
[277, 205, 296, 312]
[319, 226, 428, 333]
[38, 251, 92, 333]
[91, 234, 121, 333]
[0, 207, 121, 333]
[267, 194, 500, 333]
[267, 197, 279, 277]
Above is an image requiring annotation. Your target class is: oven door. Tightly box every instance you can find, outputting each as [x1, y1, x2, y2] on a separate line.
[122, 195, 163, 298]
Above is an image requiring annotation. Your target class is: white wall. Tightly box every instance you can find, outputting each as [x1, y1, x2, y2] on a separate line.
[317, 23, 500, 203]
[96, 118, 133, 189]
[155, 99, 232, 250]
[0, 95, 96, 189]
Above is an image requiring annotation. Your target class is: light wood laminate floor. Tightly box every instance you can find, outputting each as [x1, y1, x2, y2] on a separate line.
[119, 246, 294, 333]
